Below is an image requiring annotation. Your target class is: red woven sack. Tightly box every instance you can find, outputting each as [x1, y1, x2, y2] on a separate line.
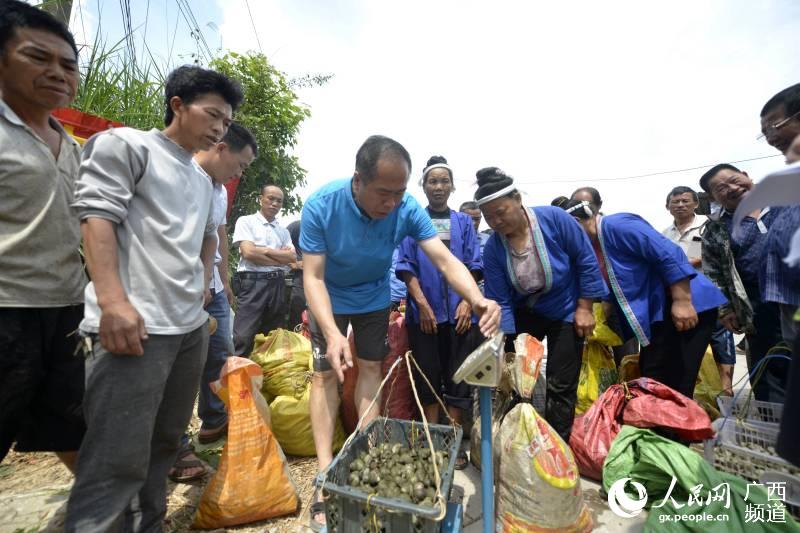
[622, 378, 713, 442]
[569, 377, 713, 480]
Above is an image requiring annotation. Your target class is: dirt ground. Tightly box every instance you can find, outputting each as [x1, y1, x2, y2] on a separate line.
[0, 430, 319, 533]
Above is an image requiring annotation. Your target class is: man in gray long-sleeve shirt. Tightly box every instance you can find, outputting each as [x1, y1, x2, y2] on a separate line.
[65, 65, 243, 533]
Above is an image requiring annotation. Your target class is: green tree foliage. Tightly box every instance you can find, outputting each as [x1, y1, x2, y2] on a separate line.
[211, 52, 329, 220]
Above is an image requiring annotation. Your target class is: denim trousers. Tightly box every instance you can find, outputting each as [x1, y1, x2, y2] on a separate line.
[198, 290, 232, 429]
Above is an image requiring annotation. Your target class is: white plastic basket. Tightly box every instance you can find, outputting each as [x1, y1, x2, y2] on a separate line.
[717, 392, 783, 425]
[704, 418, 799, 483]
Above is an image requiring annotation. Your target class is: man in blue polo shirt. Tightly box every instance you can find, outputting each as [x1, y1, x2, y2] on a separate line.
[300, 135, 500, 529]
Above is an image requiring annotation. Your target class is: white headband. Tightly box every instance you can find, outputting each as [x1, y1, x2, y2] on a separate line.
[565, 200, 594, 218]
[419, 163, 453, 187]
[475, 183, 517, 206]
[422, 163, 452, 177]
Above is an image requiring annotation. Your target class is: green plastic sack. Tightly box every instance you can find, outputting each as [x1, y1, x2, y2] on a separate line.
[603, 426, 800, 532]
[250, 329, 312, 401]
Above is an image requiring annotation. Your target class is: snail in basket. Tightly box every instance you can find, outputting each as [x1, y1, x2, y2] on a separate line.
[347, 442, 449, 506]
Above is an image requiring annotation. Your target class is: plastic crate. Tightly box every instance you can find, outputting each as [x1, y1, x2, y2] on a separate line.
[717, 393, 783, 424]
[316, 417, 462, 533]
[704, 418, 800, 483]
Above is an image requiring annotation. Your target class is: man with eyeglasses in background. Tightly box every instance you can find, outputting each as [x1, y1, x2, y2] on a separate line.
[758, 84, 800, 351]
[759, 83, 800, 154]
[231, 184, 295, 357]
[699, 164, 786, 402]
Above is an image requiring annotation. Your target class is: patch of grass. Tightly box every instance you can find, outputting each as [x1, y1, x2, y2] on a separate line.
[0, 464, 15, 479]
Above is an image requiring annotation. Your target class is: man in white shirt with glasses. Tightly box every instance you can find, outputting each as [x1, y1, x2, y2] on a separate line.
[231, 184, 295, 357]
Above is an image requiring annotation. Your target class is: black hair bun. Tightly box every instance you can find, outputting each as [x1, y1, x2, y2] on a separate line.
[426, 155, 448, 167]
[475, 167, 511, 187]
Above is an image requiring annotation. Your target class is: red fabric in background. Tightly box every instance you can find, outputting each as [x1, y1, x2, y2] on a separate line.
[381, 312, 417, 421]
[340, 335, 360, 434]
[569, 377, 713, 481]
[53, 108, 123, 139]
[223, 177, 240, 220]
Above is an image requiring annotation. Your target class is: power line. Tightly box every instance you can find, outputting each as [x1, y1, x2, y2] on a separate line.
[142, 0, 151, 45]
[118, 0, 136, 63]
[243, 0, 263, 54]
[179, 0, 213, 59]
[453, 153, 783, 185]
[174, 0, 213, 63]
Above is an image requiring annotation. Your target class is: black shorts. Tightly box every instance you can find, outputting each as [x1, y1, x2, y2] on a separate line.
[308, 307, 390, 372]
[0, 306, 86, 457]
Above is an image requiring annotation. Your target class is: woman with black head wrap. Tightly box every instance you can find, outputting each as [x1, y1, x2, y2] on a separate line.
[475, 167, 608, 441]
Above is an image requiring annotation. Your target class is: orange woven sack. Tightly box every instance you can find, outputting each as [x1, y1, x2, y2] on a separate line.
[192, 357, 299, 529]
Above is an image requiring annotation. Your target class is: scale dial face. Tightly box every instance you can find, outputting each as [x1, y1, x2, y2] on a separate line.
[453, 331, 505, 387]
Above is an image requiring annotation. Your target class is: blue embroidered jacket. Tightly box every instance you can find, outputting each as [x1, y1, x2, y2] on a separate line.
[598, 213, 727, 346]
[483, 206, 608, 333]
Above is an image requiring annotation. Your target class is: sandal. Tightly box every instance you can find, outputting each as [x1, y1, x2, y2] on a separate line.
[198, 422, 228, 444]
[309, 488, 327, 532]
[454, 449, 469, 470]
[168, 445, 210, 483]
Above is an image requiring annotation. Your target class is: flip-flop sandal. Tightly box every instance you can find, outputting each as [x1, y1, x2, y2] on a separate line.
[309, 488, 327, 532]
[168, 446, 210, 483]
[454, 449, 469, 470]
[198, 422, 228, 444]
[309, 501, 326, 532]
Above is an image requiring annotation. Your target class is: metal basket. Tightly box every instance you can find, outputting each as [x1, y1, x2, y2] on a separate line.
[717, 393, 784, 425]
[316, 417, 462, 533]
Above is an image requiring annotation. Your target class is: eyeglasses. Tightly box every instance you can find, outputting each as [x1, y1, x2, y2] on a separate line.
[757, 110, 800, 141]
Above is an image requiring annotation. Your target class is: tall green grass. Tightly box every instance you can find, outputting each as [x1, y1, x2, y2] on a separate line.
[72, 33, 166, 131]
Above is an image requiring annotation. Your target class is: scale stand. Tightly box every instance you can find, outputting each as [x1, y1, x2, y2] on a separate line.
[453, 331, 505, 533]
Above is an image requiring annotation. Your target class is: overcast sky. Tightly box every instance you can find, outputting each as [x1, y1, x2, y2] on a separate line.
[71, 0, 799, 230]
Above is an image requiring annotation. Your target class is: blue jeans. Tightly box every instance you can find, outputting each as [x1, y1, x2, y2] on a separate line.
[710, 321, 736, 365]
[198, 290, 232, 430]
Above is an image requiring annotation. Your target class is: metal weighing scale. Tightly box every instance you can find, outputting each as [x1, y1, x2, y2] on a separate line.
[452, 330, 505, 533]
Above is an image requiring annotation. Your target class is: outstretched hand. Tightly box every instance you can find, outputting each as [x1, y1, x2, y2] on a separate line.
[471, 298, 501, 338]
